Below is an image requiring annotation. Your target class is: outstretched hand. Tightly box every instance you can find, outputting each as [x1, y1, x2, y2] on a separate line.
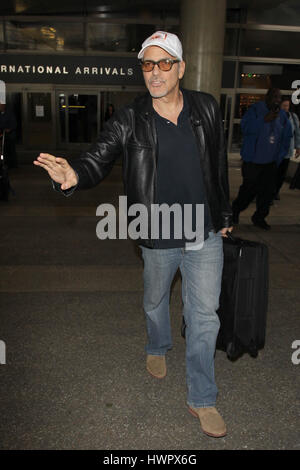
[33, 153, 78, 190]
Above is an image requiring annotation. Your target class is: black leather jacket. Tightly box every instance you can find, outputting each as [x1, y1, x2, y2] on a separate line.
[54, 88, 232, 248]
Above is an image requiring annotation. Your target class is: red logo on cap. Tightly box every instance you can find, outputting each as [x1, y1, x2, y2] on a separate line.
[151, 33, 168, 40]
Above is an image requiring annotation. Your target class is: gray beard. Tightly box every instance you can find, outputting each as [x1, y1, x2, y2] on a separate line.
[149, 91, 168, 99]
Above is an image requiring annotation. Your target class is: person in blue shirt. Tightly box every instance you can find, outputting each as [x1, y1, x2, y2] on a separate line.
[232, 88, 293, 230]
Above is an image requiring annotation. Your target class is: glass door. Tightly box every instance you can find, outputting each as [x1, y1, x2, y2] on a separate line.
[57, 92, 99, 148]
[25, 92, 54, 149]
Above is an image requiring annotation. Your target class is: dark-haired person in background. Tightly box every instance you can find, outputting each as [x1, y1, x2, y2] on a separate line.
[104, 103, 115, 122]
[232, 88, 292, 230]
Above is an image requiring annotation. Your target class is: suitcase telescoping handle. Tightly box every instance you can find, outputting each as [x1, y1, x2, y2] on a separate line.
[224, 231, 243, 257]
[224, 231, 237, 242]
[224, 231, 244, 247]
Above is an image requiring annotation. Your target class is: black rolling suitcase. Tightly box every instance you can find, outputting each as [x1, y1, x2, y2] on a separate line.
[0, 131, 12, 201]
[181, 233, 269, 360]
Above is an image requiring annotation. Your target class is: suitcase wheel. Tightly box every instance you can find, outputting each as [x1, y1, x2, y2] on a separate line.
[226, 342, 238, 360]
[226, 341, 244, 361]
[248, 341, 259, 358]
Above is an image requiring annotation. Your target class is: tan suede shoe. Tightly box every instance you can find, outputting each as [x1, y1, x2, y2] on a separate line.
[146, 355, 166, 379]
[188, 406, 227, 438]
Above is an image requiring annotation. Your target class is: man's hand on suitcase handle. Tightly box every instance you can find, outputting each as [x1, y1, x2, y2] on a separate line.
[220, 227, 234, 238]
[33, 153, 78, 190]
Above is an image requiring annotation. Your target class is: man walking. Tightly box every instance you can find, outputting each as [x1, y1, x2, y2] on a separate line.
[34, 31, 233, 438]
[232, 88, 292, 230]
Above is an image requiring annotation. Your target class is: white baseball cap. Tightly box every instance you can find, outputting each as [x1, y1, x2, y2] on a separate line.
[138, 31, 183, 61]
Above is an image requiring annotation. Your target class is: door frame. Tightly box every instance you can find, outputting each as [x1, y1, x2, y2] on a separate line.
[220, 89, 236, 154]
[6, 83, 57, 150]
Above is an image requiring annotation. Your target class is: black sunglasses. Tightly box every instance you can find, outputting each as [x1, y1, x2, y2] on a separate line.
[140, 59, 180, 72]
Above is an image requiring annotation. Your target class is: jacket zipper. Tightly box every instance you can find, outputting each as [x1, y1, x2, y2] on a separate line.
[190, 116, 205, 161]
[190, 115, 217, 232]
[145, 111, 158, 248]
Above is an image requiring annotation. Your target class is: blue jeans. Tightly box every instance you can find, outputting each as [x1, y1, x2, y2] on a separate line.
[140, 231, 224, 408]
